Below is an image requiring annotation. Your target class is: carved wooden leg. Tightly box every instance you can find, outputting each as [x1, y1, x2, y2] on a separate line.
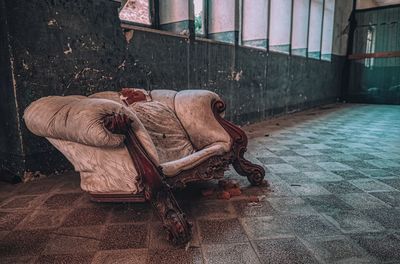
[104, 113, 192, 245]
[150, 187, 192, 245]
[212, 100, 267, 186]
[232, 152, 267, 186]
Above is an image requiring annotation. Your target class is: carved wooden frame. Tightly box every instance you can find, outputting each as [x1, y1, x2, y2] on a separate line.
[96, 97, 266, 245]
[103, 113, 192, 245]
[165, 99, 266, 189]
[211, 99, 266, 186]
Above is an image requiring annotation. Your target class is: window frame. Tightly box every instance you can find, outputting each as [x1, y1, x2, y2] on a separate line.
[268, 0, 293, 54]
[117, 0, 337, 63]
[118, 0, 158, 28]
[307, 0, 325, 60]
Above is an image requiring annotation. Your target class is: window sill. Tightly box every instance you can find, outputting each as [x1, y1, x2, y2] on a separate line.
[121, 23, 189, 39]
[120, 24, 333, 63]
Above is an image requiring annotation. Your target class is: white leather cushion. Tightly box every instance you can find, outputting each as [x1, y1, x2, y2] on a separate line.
[130, 101, 195, 163]
[161, 143, 227, 176]
[174, 90, 231, 152]
[48, 138, 142, 194]
[24, 96, 127, 147]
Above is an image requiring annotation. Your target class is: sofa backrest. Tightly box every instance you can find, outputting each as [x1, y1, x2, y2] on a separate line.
[174, 90, 232, 152]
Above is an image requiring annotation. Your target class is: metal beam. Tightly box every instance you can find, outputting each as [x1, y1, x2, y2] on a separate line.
[319, 0, 326, 60]
[306, 0, 311, 58]
[348, 50, 400, 60]
[289, 0, 294, 55]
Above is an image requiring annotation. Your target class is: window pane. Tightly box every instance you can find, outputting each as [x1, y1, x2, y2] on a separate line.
[292, 0, 310, 56]
[208, 0, 236, 43]
[308, 0, 323, 59]
[321, 0, 335, 61]
[242, 0, 268, 49]
[159, 0, 190, 34]
[119, 0, 151, 25]
[270, 0, 292, 53]
[194, 0, 204, 35]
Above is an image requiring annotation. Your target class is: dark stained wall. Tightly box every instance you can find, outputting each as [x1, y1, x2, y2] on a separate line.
[0, 0, 25, 177]
[0, 0, 345, 179]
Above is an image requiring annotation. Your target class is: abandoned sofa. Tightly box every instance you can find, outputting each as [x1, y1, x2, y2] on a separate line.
[24, 88, 266, 245]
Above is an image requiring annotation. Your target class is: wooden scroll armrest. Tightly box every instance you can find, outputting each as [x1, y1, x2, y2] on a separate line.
[211, 99, 267, 186]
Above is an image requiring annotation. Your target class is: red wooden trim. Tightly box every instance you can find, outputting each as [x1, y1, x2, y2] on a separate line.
[348, 51, 400, 60]
[103, 101, 191, 244]
[103, 113, 163, 200]
[211, 99, 266, 186]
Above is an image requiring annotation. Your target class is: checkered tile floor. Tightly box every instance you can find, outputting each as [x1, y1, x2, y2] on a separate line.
[1, 103, 400, 263]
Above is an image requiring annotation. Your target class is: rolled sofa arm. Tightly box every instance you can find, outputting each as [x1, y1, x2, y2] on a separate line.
[23, 96, 159, 164]
[173, 90, 232, 152]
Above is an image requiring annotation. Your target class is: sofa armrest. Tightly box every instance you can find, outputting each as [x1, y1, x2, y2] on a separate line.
[160, 142, 228, 176]
[24, 96, 159, 164]
[173, 90, 232, 151]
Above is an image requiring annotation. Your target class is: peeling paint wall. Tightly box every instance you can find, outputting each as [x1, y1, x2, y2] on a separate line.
[0, 0, 349, 178]
[1, 0, 127, 178]
[0, 0, 26, 176]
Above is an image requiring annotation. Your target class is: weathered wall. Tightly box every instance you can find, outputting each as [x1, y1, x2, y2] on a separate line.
[1, 0, 127, 177]
[120, 31, 345, 125]
[0, 0, 25, 178]
[0, 0, 349, 179]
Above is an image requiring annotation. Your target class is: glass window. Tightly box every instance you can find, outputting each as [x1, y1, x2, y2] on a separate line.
[242, 0, 268, 49]
[159, 0, 190, 34]
[208, 0, 236, 43]
[292, 0, 310, 57]
[194, 0, 205, 35]
[269, 0, 292, 54]
[321, 0, 335, 61]
[308, 0, 324, 59]
[365, 26, 376, 67]
[119, 0, 151, 26]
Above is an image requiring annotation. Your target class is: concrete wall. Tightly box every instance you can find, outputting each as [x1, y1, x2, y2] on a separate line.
[0, 0, 26, 178]
[0, 0, 127, 178]
[0, 0, 351, 179]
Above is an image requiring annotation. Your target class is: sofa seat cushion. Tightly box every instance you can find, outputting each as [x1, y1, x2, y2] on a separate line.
[131, 101, 195, 164]
[161, 143, 227, 176]
[47, 138, 142, 194]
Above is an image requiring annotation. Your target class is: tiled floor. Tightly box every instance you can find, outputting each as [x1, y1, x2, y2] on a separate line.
[1, 103, 400, 263]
